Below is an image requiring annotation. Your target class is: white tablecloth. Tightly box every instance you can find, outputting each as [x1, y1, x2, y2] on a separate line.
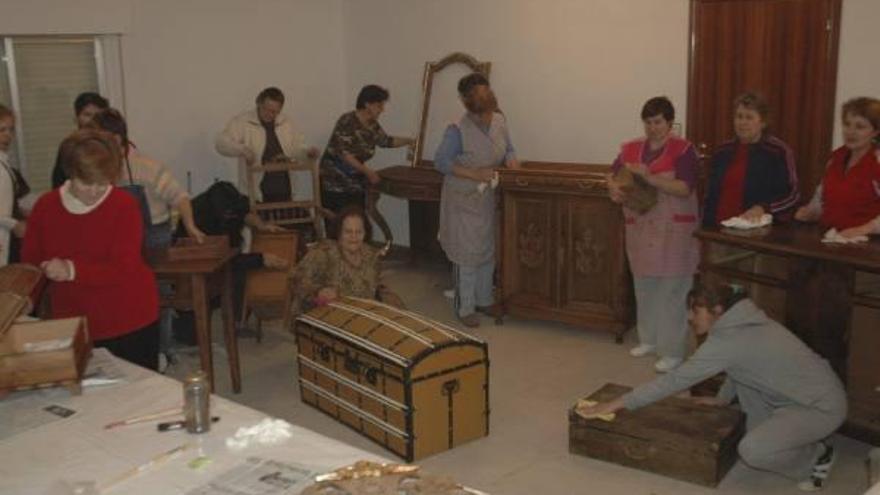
[0, 350, 386, 494]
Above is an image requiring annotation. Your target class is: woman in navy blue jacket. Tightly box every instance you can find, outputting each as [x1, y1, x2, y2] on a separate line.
[702, 93, 799, 227]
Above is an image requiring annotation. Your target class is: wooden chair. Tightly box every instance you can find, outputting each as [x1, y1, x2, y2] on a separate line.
[240, 230, 299, 342]
[246, 158, 326, 240]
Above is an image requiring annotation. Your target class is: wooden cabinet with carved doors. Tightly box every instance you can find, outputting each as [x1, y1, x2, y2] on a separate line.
[498, 162, 632, 341]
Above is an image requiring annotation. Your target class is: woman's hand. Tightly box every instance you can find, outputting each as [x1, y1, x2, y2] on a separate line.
[794, 206, 818, 222]
[605, 173, 625, 204]
[365, 168, 382, 185]
[258, 222, 285, 233]
[262, 253, 289, 270]
[741, 205, 766, 222]
[12, 220, 26, 238]
[839, 222, 874, 239]
[316, 287, 338, 304]
[242, 148, 257, 165]
[472, 167, 495, 182]
[505, 158, 521, 170]
[577, 397, 624, 419]
[183, 222, 206, 244]
[41, 258, 72, 282]
[624, 162, 648, 177]
[691, 396, 725, 407]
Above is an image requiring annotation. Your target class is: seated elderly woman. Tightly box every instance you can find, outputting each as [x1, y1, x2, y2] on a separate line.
[795, 96, 880, 238]
[702, 92, 799, 226]
[290, 206, 398, 316]
[22, 129, 160, 370]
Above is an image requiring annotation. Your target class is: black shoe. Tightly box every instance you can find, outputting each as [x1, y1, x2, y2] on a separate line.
[475, 305, 495, 316]
[797, 442, 835, 492]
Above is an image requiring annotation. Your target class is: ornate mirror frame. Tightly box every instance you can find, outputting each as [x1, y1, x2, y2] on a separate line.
[410, 52, 491, 168]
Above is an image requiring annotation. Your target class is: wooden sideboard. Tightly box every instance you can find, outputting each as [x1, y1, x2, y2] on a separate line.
[697, 224, 880, 445]
[498, 162, 633, 341]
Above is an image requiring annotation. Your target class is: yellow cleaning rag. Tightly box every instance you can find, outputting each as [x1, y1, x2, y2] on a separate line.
[575, 399, 616, 422]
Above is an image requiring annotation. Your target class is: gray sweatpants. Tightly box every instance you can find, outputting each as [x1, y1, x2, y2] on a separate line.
[453, 259, 495, 317]
[735, 384, 848, 480]
[633, 275, 692, 359]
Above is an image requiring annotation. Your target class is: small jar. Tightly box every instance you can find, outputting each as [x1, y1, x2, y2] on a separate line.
[183, 370, 211, 434]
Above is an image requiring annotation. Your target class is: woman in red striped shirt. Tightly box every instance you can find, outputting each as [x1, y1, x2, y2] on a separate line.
[22, 130, 159, 370]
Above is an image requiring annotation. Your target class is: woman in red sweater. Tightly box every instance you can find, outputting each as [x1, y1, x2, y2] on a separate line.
[795, 97, 880, 238]
[23, 130, 159, 370]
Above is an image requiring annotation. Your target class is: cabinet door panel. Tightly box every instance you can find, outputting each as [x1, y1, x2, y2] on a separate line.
[501, 192, 556, 308]
[560, 195, 626, 317]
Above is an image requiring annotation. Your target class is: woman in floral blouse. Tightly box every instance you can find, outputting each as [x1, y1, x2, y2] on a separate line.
[291, 206, 398, 316]
[319, 85, 414, 226]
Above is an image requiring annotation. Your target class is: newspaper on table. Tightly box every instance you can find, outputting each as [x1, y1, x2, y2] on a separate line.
[185, 456, 320, 495]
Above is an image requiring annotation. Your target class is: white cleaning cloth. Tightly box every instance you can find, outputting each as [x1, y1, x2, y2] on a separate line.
[720, 213, 772, 229]
[226, 418, 293, 450]
[476, 171, 500, 194]
[821, 228, 869, 244]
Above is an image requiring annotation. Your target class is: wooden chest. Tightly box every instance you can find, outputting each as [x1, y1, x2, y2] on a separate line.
[294, 296, 489, 461]
[569, 383, 745, 487]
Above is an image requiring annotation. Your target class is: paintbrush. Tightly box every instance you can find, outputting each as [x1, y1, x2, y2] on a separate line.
[103, 407, 182, 430]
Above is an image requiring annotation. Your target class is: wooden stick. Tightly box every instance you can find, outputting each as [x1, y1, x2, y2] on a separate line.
[98, 443, 190, 493]
[103, 407, 181, 430]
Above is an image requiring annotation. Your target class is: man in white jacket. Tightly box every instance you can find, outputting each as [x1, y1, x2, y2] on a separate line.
[215, 87, 317, 202]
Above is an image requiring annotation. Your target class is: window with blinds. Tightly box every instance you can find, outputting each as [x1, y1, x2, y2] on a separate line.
[1, 36, 102, 193]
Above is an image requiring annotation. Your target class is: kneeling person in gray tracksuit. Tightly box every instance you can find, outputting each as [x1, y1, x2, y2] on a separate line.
[580, 283, 847, 491]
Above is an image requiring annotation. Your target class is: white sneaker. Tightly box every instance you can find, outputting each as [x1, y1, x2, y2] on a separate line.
[797, 442, 835, 492]
[629, 344, 656, 357]
[654, 357, 683, 372]
[443, 289, 455, 299]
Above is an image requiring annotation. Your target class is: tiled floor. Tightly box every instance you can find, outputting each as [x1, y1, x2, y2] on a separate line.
[167, 258, 874, 494]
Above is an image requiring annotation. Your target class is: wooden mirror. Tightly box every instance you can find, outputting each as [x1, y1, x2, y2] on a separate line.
[410, 52, 491, 168]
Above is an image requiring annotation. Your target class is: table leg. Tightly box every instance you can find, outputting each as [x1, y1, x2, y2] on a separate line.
[222, 266, 242, 393]
[366, 187, 393, 247]
[190, 274, 214, 392]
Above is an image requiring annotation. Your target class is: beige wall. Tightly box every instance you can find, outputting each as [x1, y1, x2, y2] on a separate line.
[1, 0, 347, 194]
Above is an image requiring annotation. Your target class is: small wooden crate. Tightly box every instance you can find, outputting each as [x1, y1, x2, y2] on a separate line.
[0, 316, 90, 394]
[569, 383, 744, 487]
[295, 297, 489, 461]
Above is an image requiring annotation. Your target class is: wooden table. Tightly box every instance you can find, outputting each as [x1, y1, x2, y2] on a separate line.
[372, 164, 444, 261]
[150, 248, 241, 393]
[697, 224, 880, 445]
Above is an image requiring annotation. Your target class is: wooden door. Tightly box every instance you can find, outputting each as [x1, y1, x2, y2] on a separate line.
[687, 0, 842, 197]
[558, 194, 628, 322]
[501, 191, 557, 310]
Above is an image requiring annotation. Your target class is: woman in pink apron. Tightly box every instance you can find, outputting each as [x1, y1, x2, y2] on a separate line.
[606, 97, 700, 372]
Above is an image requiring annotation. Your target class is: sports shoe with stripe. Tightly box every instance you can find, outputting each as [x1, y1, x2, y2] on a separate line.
[797, 441, 835, 492]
